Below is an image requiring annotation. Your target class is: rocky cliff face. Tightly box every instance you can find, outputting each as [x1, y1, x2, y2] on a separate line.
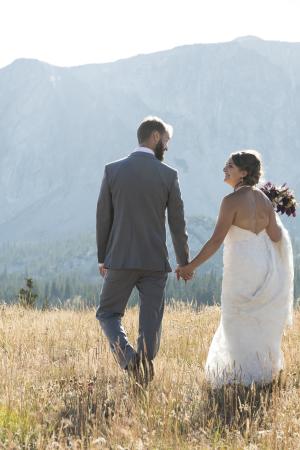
[0, 36, 299, 243]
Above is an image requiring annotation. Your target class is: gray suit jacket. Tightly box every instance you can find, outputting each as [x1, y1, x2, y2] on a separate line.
[96, 151, 189, 272]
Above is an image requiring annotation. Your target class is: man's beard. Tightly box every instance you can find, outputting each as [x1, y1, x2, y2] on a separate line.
[154, 140, 165, 161]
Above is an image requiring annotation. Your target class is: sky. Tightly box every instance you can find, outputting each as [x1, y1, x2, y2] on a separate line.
[1, 0, 300, 69]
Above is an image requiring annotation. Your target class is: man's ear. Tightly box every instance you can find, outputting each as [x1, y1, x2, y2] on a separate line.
[152, 131, 160, 143]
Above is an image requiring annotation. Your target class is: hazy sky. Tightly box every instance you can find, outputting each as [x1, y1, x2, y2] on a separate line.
[1, 0, 300, 69]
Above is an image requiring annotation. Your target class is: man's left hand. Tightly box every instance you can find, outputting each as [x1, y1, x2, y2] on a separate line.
[175, 264, 194, 281]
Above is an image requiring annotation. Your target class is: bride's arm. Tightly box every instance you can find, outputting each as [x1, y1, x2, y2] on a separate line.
[181, 196, 236, 273]
[266, 203, 282, 242]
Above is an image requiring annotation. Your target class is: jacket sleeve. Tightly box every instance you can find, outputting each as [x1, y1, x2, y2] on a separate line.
[96, 167, 114, 264]
[167, 172, 189, 266]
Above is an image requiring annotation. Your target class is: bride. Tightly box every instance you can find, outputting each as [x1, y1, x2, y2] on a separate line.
[178, 150, 294, 387]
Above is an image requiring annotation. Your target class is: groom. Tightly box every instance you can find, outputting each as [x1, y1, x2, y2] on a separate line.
[96, 116, 191, 383]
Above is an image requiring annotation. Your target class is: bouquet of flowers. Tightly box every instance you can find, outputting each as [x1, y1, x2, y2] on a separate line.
[260, 182, 297, 217]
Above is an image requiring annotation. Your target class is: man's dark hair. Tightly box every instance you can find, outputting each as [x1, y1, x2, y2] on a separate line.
[137, 116, 173, 144]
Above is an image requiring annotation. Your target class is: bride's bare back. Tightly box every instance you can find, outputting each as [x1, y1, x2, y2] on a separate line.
[178, 184, 282, 277]
[227, 186, 281, 242]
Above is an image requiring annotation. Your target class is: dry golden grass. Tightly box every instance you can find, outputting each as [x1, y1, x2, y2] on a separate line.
[0, 303, 299, 449]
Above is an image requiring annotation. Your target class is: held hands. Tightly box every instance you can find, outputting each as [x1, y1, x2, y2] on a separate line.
[99, 262, 194, 281]
[175, 264, 195, 282]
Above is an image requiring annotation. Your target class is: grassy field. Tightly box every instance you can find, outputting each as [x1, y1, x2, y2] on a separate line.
[0, 303, 299, 449]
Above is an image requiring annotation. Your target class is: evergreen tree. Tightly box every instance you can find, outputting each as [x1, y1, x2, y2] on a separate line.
[18, 278, 38, 308]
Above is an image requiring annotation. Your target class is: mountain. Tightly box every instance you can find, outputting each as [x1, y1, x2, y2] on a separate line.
[0, 36, 300, 244]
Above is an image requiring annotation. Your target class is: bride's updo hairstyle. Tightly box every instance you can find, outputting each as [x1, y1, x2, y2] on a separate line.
[231, 150, 263, 186]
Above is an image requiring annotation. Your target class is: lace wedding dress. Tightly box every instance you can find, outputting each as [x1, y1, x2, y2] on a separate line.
[205, 216, 294, 387]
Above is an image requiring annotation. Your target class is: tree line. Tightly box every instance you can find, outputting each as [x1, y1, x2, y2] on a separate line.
[1, 265, 299, 309]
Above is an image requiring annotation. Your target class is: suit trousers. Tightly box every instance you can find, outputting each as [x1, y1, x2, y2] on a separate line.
[96, 269, 168, 369]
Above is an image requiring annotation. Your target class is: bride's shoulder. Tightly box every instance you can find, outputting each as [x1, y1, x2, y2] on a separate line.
[254, 187, 271, 201]
[224, 191, 236, 200]
[220, 192, 238, 210]
[220, 190, 246, 209]
[222, 191, 238, 203]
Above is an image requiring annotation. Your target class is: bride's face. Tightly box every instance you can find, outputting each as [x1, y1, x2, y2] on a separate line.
[223, 158, 247, 187]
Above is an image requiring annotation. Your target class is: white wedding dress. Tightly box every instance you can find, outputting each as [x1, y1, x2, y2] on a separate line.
[205, 216, 294, 387]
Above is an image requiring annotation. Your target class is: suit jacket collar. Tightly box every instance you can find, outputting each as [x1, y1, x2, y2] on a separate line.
[129, 151, 156, 159]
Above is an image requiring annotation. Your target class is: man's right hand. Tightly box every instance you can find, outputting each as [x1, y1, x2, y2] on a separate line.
[98, 263, 107, 278]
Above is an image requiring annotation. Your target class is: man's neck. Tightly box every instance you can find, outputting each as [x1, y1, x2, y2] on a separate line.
[135, 146, 155, 155]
